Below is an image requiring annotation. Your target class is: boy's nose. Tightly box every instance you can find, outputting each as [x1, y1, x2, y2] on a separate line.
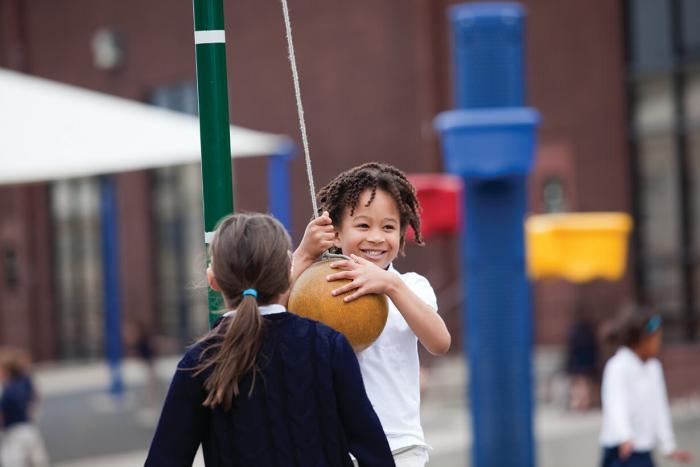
[367, 230, 384, 243]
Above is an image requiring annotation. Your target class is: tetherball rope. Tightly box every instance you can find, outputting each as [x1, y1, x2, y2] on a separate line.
[279, 0, 318, 219]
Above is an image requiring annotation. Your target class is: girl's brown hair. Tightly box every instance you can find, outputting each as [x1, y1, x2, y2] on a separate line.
[316, 162, 423, 253]
[195, 213, 292, 410]
[0, 347, 31, 379]
[605, 306, 660, 349]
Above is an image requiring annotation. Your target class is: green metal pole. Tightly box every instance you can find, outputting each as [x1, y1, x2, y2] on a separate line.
[192, 0, 234, 327]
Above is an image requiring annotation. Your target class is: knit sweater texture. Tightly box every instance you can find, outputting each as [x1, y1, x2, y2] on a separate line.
[145, 312, 394, 467]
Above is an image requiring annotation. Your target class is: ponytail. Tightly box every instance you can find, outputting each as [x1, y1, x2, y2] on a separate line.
[191, 213, 292, 410]
[197, 294, 266, 410]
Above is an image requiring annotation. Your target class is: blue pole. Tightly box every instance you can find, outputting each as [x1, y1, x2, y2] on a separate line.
[464, 177, 533, 466]
[99, 175, 124, 397]
[435, 3, 538, 466]
[267, 141, 296, 233]
[449, 3, 525, 108]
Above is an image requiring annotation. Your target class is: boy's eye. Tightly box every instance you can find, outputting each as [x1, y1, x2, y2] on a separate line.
[356, 223, 369, 229]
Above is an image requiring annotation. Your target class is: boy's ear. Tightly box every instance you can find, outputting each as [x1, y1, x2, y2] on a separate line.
[332, 229, 342, 249]
[206, 266, 221, 292]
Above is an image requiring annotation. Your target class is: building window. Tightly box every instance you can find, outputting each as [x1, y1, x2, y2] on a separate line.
[626, 0, 700, 342]
[51, 178, 104, 358]
[2, 247, 19, 290]
[148, 81, 209, 345]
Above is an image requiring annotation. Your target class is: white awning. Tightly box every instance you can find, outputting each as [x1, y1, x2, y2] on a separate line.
[0, 68, 290, 185]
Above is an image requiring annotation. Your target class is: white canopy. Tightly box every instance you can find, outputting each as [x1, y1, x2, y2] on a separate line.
[0, 68, 290, 185]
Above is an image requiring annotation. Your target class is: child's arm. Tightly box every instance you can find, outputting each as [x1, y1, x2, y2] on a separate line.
[328, 255, 451, 356]
[653, 361, 694, 463]
[145, 354, 206, 466]
[331, 332, 396, 467]
[654, 361, 677, 456]
[291, 211, 335, 283]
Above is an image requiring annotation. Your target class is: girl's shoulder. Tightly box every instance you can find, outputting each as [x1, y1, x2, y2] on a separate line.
[645, 357, 663, 374]
[398, 270, 429, 282]
[393, 268, 438, 310]
[178, 339, 213, 372]
[283, 313, 344, 342]
[390, 265, 433, 289]
[278, 314, 353, 359]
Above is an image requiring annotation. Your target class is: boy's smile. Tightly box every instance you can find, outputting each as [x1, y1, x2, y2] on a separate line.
[333, 188, 401, 269]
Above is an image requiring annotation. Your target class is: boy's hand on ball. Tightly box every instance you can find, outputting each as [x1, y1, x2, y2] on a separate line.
[327, 254, 397, 302]
[297, 211, 335, 260]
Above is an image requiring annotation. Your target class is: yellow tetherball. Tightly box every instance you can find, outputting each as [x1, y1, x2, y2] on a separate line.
[288, 256, 388, 352]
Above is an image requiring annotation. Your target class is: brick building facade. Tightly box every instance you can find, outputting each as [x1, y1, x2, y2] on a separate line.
[1, 0, 697, 397]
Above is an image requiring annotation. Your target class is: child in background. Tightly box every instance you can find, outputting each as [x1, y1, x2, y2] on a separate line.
[0, 347, 50, 467]
[294, 162, 451, 467]
[146, 213, 394, 467]
[565, 314, 599, 411]
[599, 308, 693, 467]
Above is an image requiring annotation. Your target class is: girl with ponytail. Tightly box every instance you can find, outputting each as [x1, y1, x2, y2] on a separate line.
[146, 213, 394, 467]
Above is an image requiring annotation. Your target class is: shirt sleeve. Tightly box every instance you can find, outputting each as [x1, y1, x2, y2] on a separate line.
[651, 360, 677, 456]
[331, 332, 395, 467]
[601, 360, 633, 444]
[145, 352, 208, 467]
[402, 272, 438, 311]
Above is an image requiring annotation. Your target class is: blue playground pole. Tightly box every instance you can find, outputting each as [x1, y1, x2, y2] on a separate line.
[99, 175, 125, 397]
[267, 141, 296, 233]
[435, 3, 539, 466]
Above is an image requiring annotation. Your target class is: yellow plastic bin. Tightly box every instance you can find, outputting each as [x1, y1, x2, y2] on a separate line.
[525, 213, 633, 282]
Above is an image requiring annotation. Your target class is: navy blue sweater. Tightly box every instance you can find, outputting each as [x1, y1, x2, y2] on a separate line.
[1, 376, 34, 429]
[145, 312, 394, 467]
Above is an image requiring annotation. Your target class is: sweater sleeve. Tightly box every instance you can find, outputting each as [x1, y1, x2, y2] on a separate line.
[145, 352, 208, 467]
[601, 359, 633, 445]
[331, 332, 395, 467]
[652, 361, 677, 456]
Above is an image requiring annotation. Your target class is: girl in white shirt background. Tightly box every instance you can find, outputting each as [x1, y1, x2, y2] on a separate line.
[600, 308, 693, 467]
[294, 162, 452, 467]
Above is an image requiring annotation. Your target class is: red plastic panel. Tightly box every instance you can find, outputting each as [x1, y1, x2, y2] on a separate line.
[406, 173, 463, 241]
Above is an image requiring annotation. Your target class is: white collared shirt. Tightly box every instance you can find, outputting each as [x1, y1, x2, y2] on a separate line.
[599, 346, 677, 455]
[355, 264, 438, 452]
[223, 303, 287, 318]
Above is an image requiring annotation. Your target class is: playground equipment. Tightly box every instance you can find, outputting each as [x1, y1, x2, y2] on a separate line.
[526, 213, 633, 282]
[406, 173, 463, 241]
[192, 0, 389, 340]
[434, 4, 634, 466]
[193, 0, 236, 325]
[288, 255, 389, 352]
[434, 3, 538, 466]
[276, 0, 393, 341]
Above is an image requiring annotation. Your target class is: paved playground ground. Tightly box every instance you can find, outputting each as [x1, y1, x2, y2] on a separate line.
[31, 352, 700, 467]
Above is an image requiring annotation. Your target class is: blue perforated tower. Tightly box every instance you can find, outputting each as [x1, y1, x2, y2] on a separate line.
[434, 3, 539, 466]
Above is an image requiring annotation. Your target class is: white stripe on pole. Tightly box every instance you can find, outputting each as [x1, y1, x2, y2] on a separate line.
[194, 30, 226, 44]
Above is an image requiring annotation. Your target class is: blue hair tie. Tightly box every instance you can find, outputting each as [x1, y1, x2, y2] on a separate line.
[242, 288, 258, 298]
[646, 315, 662, 334]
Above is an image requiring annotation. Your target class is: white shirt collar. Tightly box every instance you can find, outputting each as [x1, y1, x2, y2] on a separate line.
[223, 303, 287, 318]
[617, 346, 645, 366]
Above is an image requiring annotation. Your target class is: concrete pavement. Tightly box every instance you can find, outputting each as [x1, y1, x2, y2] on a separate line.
[29, 352, 700, 467]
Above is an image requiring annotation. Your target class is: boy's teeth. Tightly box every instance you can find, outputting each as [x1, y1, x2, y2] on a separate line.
[363, 250, 383, 257]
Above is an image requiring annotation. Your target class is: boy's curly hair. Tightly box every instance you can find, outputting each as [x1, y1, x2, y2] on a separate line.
[316, 162, 423, 254]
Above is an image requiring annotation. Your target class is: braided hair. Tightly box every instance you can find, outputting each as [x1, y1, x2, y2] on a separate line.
[317, 162, 423, 254]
